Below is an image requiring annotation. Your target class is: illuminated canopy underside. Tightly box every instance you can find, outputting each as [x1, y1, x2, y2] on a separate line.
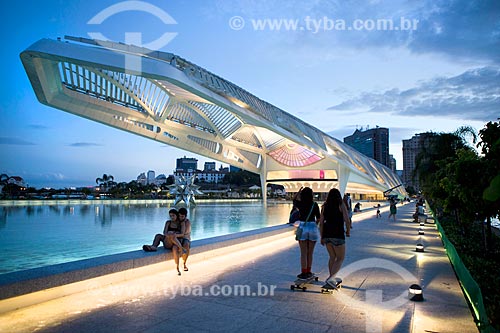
[20, 36, 406, 197]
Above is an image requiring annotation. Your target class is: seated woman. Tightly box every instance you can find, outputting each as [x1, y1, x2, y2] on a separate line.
[143, 208, 187, 275]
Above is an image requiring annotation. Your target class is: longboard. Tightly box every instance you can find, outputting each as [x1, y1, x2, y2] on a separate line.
[321, 277, 342, 294]
[290, 274, 319, 291]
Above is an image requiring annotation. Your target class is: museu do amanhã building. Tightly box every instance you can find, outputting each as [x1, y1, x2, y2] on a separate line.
[20, 36, 406, 201]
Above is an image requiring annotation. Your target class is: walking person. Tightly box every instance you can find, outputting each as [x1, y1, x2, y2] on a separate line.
[294, 187, 321, 279]
[376, 204, 382, 218]
[178, 207, 191, 272]
[388, 199, 397, 221]
[142, 208, 187, 275]
[343, 193, 352, 218]
[319, 188, 351, 288]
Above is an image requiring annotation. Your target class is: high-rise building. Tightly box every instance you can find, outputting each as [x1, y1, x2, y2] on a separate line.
[147, 170, 155, 184]
[176, 156, 198, 171]
[343, 127, 389, 167]
[402, 133, 432, 190]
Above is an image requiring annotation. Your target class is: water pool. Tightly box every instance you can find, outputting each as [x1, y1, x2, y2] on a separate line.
[0, 200, 293, 274]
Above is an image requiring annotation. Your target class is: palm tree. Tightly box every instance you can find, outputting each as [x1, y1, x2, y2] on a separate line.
[95, 174, 115, 193]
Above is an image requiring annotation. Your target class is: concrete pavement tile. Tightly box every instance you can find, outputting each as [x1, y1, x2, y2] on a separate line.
[174, 299, 263, 331]
[412, 302, 477, 333]
[331, 304, 414, 333]
[241, 312, 330, 333]
[142, 319, 210, 333]
[36, 305, 166, 333]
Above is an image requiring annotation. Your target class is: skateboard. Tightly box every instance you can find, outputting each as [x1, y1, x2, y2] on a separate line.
[321, 277, 342, 294]
[290, 274, 319, 291]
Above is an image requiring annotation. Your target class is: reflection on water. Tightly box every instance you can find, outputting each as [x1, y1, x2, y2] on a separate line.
[0, 201, 292, 274]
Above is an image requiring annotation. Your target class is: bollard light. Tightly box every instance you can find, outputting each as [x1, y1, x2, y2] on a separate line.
[416, 243, 424, 252]
[418, 228, 425, 235]
[408, 284, 424, 301]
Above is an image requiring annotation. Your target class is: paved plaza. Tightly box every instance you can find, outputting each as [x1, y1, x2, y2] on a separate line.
[1, 203, 477, 333]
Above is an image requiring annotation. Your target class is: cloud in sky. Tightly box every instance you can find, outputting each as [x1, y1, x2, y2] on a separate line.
[27, 124, 49, 130]
[68, 142, 103, 147]
[408, 0, 500, 64]
[218, 0, 500, 64]
[0, 137, 36, 145]
[328, 67, 500, 122]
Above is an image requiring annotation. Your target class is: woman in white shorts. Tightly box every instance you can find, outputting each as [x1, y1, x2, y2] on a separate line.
[294, 187, 321, 279]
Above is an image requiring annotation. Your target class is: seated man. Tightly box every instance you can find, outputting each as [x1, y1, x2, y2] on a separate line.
[178, 207, 191, 272]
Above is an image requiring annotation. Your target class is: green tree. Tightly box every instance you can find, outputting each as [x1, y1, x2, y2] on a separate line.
[95, 174, 115, 193]
[477, 121, 500, 252]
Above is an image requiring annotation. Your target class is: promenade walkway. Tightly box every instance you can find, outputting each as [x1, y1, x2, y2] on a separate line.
[1, 203, 477, 332]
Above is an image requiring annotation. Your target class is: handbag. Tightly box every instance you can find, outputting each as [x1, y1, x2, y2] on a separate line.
[295, 203, 315, 241]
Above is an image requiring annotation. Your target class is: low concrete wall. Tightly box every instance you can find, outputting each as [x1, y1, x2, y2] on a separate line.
[0, 224, 294, 313]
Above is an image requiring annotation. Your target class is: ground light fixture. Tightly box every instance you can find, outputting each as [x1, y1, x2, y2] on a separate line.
[416, 243, 425, 252]
[408, 284, 424, 301]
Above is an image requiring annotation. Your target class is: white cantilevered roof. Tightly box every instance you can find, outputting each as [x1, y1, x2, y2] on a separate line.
[20, 36, 406, 197]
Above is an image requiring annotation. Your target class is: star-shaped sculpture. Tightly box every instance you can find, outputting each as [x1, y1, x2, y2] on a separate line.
[168, 175, 203, 207]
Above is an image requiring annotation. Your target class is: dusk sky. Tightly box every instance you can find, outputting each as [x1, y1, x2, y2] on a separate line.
[1, 0, 499, 188]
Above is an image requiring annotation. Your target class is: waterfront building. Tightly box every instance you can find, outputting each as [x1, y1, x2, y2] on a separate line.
[21, 36, 406, 199]
[343, 127, 390, 167]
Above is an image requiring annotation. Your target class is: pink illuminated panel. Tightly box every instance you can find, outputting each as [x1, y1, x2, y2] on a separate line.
[268, 143, 322, 167]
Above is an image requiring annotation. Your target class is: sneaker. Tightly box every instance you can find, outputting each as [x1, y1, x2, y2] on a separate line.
[305, 272, 314, 279]
[297, 272, 308, 279]
[326, 277, 342, 288]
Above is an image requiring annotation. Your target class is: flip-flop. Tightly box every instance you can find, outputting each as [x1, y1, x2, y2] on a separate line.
[183, 266, 189, 271]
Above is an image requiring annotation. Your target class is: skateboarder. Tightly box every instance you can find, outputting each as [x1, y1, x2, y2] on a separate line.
[294, 187, 321, 279]
[319, 188, 351, 289]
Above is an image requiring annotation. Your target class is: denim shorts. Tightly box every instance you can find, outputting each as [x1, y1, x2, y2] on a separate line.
[323, 238, 345, 246]
[297, 221, 320, 241]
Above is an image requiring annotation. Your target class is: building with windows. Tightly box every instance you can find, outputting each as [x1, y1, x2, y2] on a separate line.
[146, 170, 155, 184]
[204, 162, 216, 171]
[343, 127, 390, 167]
[196, 169, 228, 183]
[176, 157, 198, 172]
[402, 133, 432, 190]
[174, 159, 229, 183]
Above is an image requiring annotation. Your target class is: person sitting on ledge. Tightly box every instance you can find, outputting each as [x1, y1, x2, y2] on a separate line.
[178, 207, 191, 272]
[143, 208, 187, 275]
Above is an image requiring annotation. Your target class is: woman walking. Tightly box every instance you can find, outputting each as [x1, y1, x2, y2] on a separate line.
[294, 187, 321, 279]
[319, 188, 351, 288]
[388, 199, 397, 221]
